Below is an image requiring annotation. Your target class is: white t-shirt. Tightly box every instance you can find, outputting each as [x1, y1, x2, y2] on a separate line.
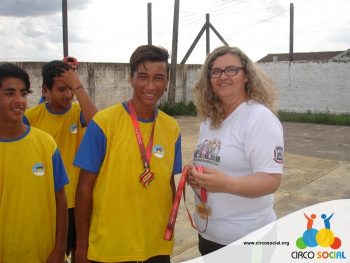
[193, 100, 284, 245]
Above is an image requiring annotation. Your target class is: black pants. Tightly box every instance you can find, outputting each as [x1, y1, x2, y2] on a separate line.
[198, 234, 226, 256]
[66, 208, 76, 254]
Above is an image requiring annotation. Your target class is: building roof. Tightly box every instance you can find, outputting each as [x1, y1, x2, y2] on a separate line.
[257, 50, 349, 63]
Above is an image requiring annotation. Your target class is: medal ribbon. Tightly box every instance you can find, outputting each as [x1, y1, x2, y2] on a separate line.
[127, 101, 155, 186]
[197, 166, 207, 202]
[164, 167, 189, 241]
[164, 167, 208, 241]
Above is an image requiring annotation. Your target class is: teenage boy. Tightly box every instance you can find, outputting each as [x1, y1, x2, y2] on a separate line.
[0, 63, 69, 262]
[38, 56, 79, 104]
[74, 45, 182, 263]
[23, 60, 98, 262]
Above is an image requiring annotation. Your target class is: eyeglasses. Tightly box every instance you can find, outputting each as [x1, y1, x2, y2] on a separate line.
[208, 65, 245, 78]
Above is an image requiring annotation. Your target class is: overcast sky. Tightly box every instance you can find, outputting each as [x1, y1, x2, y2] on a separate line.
[0, 0, 349, 63]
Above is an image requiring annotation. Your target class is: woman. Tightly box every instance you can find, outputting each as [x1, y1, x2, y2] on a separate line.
[187, 46, 284, 255]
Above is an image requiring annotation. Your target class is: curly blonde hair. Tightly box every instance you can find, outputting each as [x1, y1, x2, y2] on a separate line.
[194, 46, 278, 128]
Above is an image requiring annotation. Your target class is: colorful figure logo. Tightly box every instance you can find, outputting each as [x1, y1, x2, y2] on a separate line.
[296, 212, 342, 250]
[193, 138, 221, 164]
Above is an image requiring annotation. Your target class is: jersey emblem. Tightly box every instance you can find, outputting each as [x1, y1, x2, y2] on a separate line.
[273, 146, 284, 163]
[152, 144, 165, 158]
[70, 124, 78, 134]
[32, 162, 45, 176]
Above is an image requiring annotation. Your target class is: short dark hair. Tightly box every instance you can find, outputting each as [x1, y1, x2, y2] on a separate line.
[42, 60, 70, 90]
[129, 45, 170, 79]
[0, 63, 31, 92]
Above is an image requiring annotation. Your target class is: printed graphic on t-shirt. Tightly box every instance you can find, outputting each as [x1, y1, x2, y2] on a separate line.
[193, 138, 221, 165]
[70, 124, 78, 134]
[273, 146, 284, 163]
[32, 162, 45, 176]
[152, 144, 165, 158]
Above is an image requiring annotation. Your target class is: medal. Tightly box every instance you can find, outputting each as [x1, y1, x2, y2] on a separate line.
[196, 203, 211, 219]
[196, 166, 211, 219]
[139, 168, 154, 187]
[127, 100, 156, 187]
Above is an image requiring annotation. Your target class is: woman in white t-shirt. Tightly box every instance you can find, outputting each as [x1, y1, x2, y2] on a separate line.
[187, 46, 284, 255]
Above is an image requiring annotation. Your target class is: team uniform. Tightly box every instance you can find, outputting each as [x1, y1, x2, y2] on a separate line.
[0, 126, 69, 262]
[74, 102, 182, 262]
[23, 101, 85, 208]
[193, 100, 284, 245]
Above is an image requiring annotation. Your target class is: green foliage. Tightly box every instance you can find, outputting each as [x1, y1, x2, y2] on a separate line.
[157, 104, 350, 126]
[158, 101, 197, 116]
[278, 111, 350, 126]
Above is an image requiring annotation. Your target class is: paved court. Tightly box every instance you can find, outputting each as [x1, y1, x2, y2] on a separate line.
[171, 117, 350, 262]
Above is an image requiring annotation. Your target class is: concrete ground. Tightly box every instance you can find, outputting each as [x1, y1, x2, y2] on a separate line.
[171, 117, 350, 262]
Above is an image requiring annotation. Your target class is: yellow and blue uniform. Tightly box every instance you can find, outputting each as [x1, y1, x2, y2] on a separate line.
[74, 102, 182, 262]
[0, 126, 68, 262]
[23, 101, 85, 208]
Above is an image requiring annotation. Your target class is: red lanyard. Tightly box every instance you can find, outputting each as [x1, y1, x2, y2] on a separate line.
[164, 167, 189, 240]
[197, 166, 207, 202]
[164, 167, 208, 241]
[127, 100, 155, 169]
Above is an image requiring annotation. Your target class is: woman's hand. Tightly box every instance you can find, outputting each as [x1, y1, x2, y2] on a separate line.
[191, 167, 281, 197]
[191, 166, 228, 192]
[185, 163, 200, 189]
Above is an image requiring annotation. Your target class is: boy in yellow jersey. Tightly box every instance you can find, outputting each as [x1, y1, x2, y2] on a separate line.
[74, 45, 182, 263]
[23, 60, 98, 263]
[0, 63, 69, 263]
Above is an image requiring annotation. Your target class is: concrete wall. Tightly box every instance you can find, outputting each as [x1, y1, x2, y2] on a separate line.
[19, 62, 133, 110]
[9, 61, 350, 113]
[18, 62, 201, 110]
[259, 62, 350, 114]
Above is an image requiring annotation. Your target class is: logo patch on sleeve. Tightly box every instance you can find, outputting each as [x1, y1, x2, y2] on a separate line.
[273, 146, 284, 164]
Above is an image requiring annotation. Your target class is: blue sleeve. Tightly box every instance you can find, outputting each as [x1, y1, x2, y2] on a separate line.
[80, 111, 87, 128]
[52, 149, 69, 191]
[73, 120, 106, 174]
[172, 134, 182, 174]
[38, 96, 45, 104]
[23, 115, 30, 125]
